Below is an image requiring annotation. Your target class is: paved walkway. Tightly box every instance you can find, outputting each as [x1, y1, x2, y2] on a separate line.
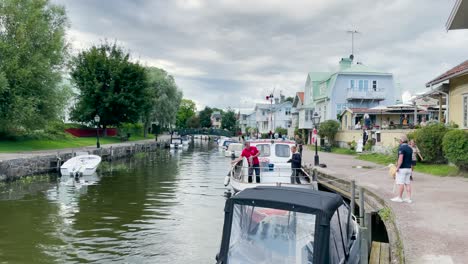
[0, 135, 171, 161]
[302, 149, 468, 264]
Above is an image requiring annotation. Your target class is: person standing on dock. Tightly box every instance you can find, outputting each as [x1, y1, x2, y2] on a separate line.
[288, 146, 302, 184]
[391, 135, 413, 203]
[232, 142, 261, 183]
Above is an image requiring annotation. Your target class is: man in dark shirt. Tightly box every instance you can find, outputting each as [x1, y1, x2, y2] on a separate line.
[288, 146, 302, 184]
[391, 135, 413, 203]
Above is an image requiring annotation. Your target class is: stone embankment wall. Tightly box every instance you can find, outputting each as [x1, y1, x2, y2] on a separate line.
[0, 142, 164, 181]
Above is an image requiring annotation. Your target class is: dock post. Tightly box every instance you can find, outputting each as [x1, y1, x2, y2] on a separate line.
[350, 180, 356, 217]
[359, 187, 365, 225]
[360, 226, 369, 264]
[365, 212, 372, 250]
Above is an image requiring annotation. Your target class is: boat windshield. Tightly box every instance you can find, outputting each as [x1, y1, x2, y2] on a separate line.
[255, 144, 270, 157]
[275, 144, 291, 157]
[227, 204, 316, 264]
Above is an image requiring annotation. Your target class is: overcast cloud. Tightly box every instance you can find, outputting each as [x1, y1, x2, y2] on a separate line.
[54, 0, 468, 111]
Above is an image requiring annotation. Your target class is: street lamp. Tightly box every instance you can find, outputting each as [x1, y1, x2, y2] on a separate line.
[94, 114, 100, 148]
[311, 111, 321, 166]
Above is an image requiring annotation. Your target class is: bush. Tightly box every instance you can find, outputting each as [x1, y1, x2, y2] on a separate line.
[120, 123, 144, 137]
[442, 129, 468, 171]
[412, 123, 449, 164]
[275, 127, 287, 136]
[347, 140, 357, 150]
[318, 120, 340, 146]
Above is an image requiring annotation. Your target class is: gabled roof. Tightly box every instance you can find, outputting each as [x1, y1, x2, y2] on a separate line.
[298, 92, 304, 103]
[292, 92, 304, 107]
[446, 0, 468, 30]
[426, 60, 468, 87]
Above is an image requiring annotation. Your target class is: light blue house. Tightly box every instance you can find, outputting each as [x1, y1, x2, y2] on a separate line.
[299, 56, 398, 142]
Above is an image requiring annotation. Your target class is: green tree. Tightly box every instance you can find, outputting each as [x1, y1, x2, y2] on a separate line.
[285, 96, 294, 103]
[176, 99, 196, 129]
[221, 109, 237, 133]
[318, 120, 340, 146]
[69, 43, 149, 132]
[199, 106, 213, 128]
[0, 0, 70, 134]
[145, 67, 182, 135]
[186, 115, 200, 128]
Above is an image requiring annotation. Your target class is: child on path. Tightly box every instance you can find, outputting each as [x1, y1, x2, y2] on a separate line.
[409, 139, 423, 181]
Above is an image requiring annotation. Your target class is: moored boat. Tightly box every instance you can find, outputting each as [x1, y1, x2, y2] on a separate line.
[216, 186, 360, 264]
[60, 154, 102, 177]
[224, 143, 243, 158]
[225, 139, 317, 192]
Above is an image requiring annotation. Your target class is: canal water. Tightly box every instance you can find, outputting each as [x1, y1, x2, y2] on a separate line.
[0, 141, 231, 263]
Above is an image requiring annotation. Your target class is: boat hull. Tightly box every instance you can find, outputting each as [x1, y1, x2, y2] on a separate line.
[60, 155, 102, 177]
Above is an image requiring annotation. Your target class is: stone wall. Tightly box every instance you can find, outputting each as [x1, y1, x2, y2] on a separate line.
[335, 129, 414, 153]
[0, 142, 164, 181]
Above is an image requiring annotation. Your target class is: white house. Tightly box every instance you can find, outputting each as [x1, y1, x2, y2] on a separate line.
[254, 96, 293, 134]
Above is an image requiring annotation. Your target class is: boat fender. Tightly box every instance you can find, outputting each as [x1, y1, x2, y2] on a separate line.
[224, 175, 230, 186]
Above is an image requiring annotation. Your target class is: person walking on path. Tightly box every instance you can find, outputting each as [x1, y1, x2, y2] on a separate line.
[409, 139, 423, 181]
[391, 135, 413, 203]
[288, 145, 302, 184]
[232, 142, 261, 183]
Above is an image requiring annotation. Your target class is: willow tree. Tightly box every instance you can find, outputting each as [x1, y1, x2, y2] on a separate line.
[144, 67, 182, 135]
[0, 0, 70, 134]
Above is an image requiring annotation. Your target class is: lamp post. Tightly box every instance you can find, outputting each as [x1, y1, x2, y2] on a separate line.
[266, 93, 274, 138]
[311, 111, 321, 166]
[94, 114, 100, 148]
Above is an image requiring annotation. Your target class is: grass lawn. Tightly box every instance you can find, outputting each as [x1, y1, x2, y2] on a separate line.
[357, 153, 461, 176]
[0, 135, 149, 153]
[330, 147, 357, 155]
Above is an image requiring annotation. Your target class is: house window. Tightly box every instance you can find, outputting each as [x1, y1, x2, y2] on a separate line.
[305, 110, 309, 121]
[324, 106, 327, 119]
[363, 80, 369, 91]
[358, 80, 364, 91]
[464, 94, 468, 128]
[350, 80, 356, 89]
[372, 80, 378, 91]
[285, 108, 291, 115]
[262, 111, 265, 116]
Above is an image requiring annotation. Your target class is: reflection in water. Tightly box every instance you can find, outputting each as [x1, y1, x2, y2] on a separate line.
[0, 142, 230, 263]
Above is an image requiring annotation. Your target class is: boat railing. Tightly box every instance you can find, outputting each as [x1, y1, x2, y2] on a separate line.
[230, 160, 312, 184]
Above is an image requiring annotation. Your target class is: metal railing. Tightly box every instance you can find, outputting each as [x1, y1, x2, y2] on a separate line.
[346, 88, 385, 100]
[230, 160, 313, 184]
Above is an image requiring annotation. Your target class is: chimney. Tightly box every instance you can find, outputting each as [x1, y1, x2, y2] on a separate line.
[280, 94, 285, 103]
[274, 98, 279, 104]
[339, 57, 352, 71]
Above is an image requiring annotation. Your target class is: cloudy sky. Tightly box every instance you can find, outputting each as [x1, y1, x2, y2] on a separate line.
[54, 0, 468, 111]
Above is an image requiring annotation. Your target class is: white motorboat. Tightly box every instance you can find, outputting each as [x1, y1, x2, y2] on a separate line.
[170, 137, 183, 149]
[216, 187, 360, 264]
[60, 154, 102, 177]
[225, 139, 317, 192]
[224, 143, 243, 158]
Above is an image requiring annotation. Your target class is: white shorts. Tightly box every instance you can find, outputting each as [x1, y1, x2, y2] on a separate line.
[396, 168, 412, 185]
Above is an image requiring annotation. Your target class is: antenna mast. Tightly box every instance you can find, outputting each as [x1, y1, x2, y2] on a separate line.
[346, 30, 360, 56]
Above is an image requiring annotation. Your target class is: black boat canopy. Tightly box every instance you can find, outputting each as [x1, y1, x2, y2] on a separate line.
[217, 186, 346, 264]
[229, 186, 343, 219]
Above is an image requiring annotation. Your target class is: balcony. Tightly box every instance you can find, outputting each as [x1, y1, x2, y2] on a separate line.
[346, 88, 385, 100]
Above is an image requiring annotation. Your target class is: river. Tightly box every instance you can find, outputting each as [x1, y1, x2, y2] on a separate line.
[0, 141, 231, 263]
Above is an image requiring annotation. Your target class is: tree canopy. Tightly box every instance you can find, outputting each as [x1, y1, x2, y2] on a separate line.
[145, 67, 182, 132]
[221, 109, 238, 133]
[318, 120, 340, 145]
[69, 43, 149, 128]
[199, 106, 213, 128]
[0, 0, 70, 134]
[176, 99, 196, 129]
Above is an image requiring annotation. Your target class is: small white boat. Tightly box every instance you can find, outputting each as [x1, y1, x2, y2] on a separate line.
[224, 143, 243, 158]
[60, 155, 102, 177]
[170, 137, 183, 149]
[226, 139, 317, 192]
